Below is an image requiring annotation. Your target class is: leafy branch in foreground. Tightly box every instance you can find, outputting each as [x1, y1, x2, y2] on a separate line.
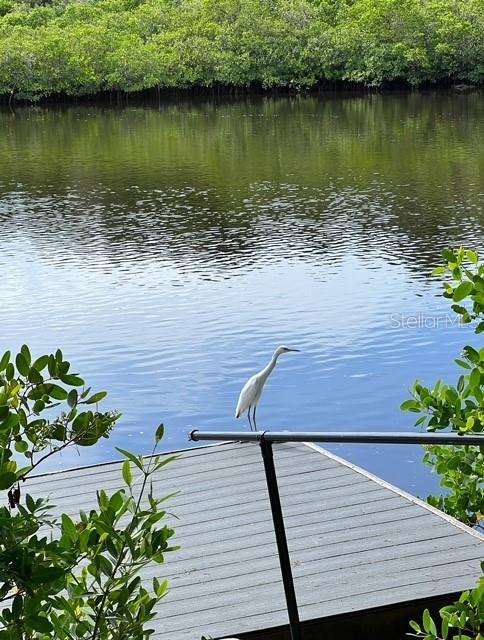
[0, 346, 119, 489]
[408, 562, 483, 640]
[48, 425, 178, 640]
[0, 347, 178, 638]
[401, 248, 484, 526]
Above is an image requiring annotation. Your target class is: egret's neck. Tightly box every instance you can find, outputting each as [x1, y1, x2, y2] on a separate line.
[260, 352, 280, 381]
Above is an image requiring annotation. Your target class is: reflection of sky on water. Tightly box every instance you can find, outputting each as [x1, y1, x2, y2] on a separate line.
[1, 95, 483, 497]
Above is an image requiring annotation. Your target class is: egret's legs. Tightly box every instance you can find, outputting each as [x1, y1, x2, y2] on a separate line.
[247, 409, 253, 432]
[253, 406, 257, 431]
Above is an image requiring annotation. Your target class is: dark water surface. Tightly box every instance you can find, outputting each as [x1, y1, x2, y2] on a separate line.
[1, 94, 483, 496]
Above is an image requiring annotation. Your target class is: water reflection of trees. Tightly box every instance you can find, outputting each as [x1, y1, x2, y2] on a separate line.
[0, 94, 482, 276]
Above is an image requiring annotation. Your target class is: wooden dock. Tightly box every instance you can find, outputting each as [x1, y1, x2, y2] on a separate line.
[27, 441, 483, 639]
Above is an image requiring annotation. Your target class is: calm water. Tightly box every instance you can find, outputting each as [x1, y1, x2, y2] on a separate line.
[1, 94, 483, 496]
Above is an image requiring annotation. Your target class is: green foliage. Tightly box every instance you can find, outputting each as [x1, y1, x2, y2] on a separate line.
[0, 0, 482, 100]
[325, 0, 484, 85]
[0, 346, 177, 638]
[401, 248, 484, 526]
[0, 0, 14, 16]
[422, 443, 483, 526]
[0, 346, 119, 487]
[408, 563, 484, 639]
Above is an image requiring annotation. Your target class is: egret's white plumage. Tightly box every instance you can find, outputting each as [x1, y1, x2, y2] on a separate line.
[235, 345, 300, 431]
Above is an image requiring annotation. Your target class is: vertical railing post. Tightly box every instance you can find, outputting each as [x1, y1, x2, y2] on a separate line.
[260, 437, 302, 640]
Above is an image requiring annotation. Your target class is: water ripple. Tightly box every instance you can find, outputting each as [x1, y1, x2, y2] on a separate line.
[0, 95, 483, 495]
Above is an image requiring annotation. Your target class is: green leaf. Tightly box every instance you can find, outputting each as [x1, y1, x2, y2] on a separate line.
[0, 471, 16, 489]
[441, 615, 449, 639]
[72, 412, 89, 433]
[85, 391, 107, 404]
[122, 460, 133, 487]
[0, 412, 20, 431]
[18, 409, 27, 428]
[109, 490, 125, 513]
[451, 304, 467, 315]
[446, 455, 461, 470]
[28, 367, 43, 384]
[5, 362, 14, 380]
[97, 489, 108, 509]
[48, 354, 57, 377]
[455, 359, 472, 370]
[155, 423, 165, 444]
[469, 368, 481, 389]
[428, 616, 438, 636]
[31, 566, 65, 585]
[457, 375, 465, 392]
[466, 249, 478, 264]
[51, 421, 66, 441]
[116, 447, 143, 470]
[442, 249, 457, 263]
[67, 389, 78, 408]
[453, 282, 473, 302]
[33, 399, 45, 414]
[12, 593, 23, 619]
[36, 383, 68, 400]
[15, 352, 29, 377]
[458, 461, 473, 473]
[25, 493, 35, 512]
[431, 266, 446, 276]
[20, 344, 31, 365]
[16, 466, 32, 480]
[97, 555, 113, 577]
[75, 433, 99, 447]
[463, 346, 479, 363]
[49, 384, 68, 400]
[14, 440, 28, 453]
[62, 514, 78, 542]
[0, 350, 10, 371]
[475, 321, 484, 335]
[153, 454, 178, 471]
[400, 399, 420, 412]
[422, 609, 432, 633]
[154, 578, 168, 597]
[59, 360, 70, 375]
[60, 374, 84, 386]
[32, 354, 49, 371]
[26, 615, 54, 633]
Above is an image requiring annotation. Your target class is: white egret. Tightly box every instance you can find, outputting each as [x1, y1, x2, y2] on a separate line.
[235, 345, 300, 431]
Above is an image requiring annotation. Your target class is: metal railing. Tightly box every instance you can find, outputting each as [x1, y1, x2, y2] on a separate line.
[189, 430, 483, 640]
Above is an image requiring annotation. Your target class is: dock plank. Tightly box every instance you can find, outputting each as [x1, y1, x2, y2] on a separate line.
[27, 441, 483, 640]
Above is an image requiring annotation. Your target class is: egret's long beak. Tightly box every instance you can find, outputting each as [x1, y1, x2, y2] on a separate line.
[288, 348, 300, 352]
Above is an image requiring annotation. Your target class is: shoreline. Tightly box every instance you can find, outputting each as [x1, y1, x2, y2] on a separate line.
[1, 81, 481, 107]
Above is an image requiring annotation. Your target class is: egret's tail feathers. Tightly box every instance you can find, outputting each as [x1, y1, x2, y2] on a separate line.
[235, 410, 241, 419]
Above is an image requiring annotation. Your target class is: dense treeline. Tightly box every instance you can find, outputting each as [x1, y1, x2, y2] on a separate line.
[0, 0, 483, 101]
